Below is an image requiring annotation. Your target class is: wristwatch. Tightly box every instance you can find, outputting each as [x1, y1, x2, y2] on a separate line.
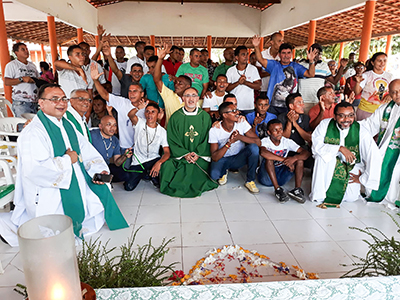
[18, 77, 23, 83]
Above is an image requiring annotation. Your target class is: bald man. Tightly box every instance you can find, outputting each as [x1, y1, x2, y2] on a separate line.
[91, 115, 132, 182]
[361, 79, 400, 209]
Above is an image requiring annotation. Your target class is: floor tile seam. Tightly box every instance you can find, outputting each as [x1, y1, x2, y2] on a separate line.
[3, 252, 19, 270]
[179, 198, 184, 271]
[333, 239, 361, 265]
[130, 187, 145, 225]
[214, 189, 235, 245]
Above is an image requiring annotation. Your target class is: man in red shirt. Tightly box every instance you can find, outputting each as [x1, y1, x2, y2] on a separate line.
[309, 86, 337, 130]
[163, 45, 182, 76]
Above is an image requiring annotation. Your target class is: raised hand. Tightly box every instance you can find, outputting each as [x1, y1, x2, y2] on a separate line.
[307, 48, 319, 62]
[252, 35, 261, 48]
[319, 99, 326, 111]
[77, 68, 88, 84]
[90, 62, 104, 81]
[158, 43, 171, 59]
[102, 41, 111, 57]
[137, 98, 149, 110]
[339, 58, 349, 68]
[354, 74, 364, 84]
[97, 24, 106, 39]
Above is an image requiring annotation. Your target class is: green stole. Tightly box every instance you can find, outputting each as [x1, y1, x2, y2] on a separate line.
[37, 111, 128, 238]
[66, 110, 92, 143]
[367, 101, 400, 206]
[321, 119, 360, 208]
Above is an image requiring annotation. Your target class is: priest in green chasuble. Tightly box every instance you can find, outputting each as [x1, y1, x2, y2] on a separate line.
[310, 102, 381, 208]
[160, 87, 218, 197]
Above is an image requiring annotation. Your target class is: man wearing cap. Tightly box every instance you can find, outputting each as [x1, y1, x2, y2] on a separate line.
[299, 43, 348, 113]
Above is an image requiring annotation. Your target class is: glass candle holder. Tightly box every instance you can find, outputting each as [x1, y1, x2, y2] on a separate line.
[17, 214, 82, 300]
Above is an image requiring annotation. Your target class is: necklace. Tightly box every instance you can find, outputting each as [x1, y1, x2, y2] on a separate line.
[101, 134, 113, 159]
[145, 124, 158, 158]
[236, 64, 248, 77]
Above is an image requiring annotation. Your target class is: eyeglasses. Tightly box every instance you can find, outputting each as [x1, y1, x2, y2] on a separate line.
[355, 66, 365, 69]
[70, 97, 92, 103]
[336, 113, 355, 118]
[224, 109, 238, 114]
[41, 97, 69, 103]
[183, 94, 199, 98]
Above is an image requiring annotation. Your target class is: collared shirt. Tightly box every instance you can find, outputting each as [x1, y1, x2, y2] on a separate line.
[308, 102, 337, 126]
[163, 57, 182, 76]
[66, 106, 90, 141]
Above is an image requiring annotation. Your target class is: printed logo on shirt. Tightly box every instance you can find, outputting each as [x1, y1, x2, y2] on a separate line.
[184, 73, 203, 82]
[267, 148, 288, 167]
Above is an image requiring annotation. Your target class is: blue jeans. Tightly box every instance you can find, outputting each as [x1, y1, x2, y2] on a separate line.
[210, 143, 259, 182]
[258, 159, 294, 187]
[12, 100, 38, 117]
[124, 157, 160, 191]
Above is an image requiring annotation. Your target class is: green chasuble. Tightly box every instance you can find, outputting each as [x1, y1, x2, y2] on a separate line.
[320, 119, 360, 208]
[160, 108, 218, 198]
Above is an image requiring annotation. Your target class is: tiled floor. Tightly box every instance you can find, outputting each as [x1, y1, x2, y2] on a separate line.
[1, 170, 399, 299]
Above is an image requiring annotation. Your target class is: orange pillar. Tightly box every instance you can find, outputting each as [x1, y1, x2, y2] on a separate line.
[292, 49, 296, 60]
[385, 35, 392, 55]
[259, 37, 264, 52]
[308, 20, 316, 49]
[58, 45, 62, 59]
[207, 35, 212, 59]
[359, 0, 376, 63]
[95, 35, 100, 49]
[47, 16, 58, 67]
[0, 0, 12, 105]
[150, 35, 156, 54]
[77, 28, 84, 43]
[339, 42, 345, 59]
[279, 30, 284, 38]
[40, 44, 46, 61]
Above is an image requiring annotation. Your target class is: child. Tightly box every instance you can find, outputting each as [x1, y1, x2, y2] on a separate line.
[258, 119, 310, 203]
[202, 74, 228, 122]
[246, 93, 276, 139]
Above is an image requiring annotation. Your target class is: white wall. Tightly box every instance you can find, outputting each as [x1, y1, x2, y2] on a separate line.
[14, 0, 98, 33]
[98, 2, 261, 37]
[261, 0, 366, 36]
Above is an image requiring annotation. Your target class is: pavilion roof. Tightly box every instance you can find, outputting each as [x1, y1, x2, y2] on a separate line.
[4, 0, 400, 49]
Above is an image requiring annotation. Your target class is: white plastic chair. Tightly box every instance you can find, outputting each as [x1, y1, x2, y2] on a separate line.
[0, 117, 24, 156]
[0, 98, 14, 118]
[21, 113, 36, 120]
[0, 159, 15, 209]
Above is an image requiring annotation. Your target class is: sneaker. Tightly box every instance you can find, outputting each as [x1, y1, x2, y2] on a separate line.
[288, 187, 306, 203]
[245, 181, 259, 193]
[275, 187, 289, 203]
[218, 172, 228, 185]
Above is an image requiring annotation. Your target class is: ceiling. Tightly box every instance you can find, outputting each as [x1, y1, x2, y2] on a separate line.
[4, 0, 400, 50]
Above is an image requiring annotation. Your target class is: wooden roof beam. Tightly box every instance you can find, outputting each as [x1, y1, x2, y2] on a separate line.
[374, 7, 400, 20]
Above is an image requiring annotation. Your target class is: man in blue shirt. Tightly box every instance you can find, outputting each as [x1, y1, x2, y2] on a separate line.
[252, 36, 318, 115]
[91, 115, 132, 182]
[246, 93, 277, 139]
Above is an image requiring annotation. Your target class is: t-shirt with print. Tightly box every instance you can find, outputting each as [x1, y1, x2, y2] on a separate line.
[265, 61, 307, 108]
[108, 93, 145, 148]
[57, 68, 93, 97]
[299, 61, 331, 104]
[131, 117, 169, 165]
[261, 136, 300, 167]
[208, 121, 252, 157]
[5, 59, 39, 102]
[358, 70, 393, 113]
[106, 59, 127, 95]
[202, 91, 227, 111]
[226, 64, 261, 110]
[91, 128, 121, 165]
[256, 47, 280, 92]
[176, 63, 209, 96]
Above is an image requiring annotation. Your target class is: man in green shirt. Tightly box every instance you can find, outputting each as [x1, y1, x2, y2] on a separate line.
[212, 47, 235, 82]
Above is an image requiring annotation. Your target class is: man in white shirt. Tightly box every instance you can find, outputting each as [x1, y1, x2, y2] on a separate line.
[79, 42, 106, 87]
[125, 102, 170, 191]
[4, 42, 40, 117]
[66, 89, 92, 142]
[126, 41, 146, 75]
[202, 74, 228, 121]
[209, 102, 261, 193]
[106, 46, 127, 95]
[226, 46, 261, 115]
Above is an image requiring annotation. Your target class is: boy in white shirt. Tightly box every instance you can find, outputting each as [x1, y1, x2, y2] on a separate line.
[125, 102, 170, 191]
[209, 102, 261, 193]
[258, 119, 310, 203]
[202, 74, 228, 121]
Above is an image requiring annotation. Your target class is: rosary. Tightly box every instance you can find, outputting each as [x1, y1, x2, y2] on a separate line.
[236, 64, 248, 77]
[101, 135, 113, 159]
[145, 124, 158, 158]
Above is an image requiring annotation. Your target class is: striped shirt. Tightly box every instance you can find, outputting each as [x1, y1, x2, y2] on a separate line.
[299, 61, 331, 104]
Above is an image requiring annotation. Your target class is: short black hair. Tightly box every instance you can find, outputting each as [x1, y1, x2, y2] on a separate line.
[215, 74, 227, 81]
[317, 86, 333, 100]
[309, 43, 322, 53]
[334, 101, 355, 115]
[255, 92, 269, 103]
[78, 41, 90, 48]
[116, 45, 125, 51]
[93, 95, 107, 105]
[190, 48, 200, 56]
[135, 41, 146, 49]
[235, 45, 247, 57]
[285, 92, 302, 108]
[38, 83, 62, 99]
[267, 119, 282, 131]
[218, 101, 234, 118]
[39, 61, 50, 71]
[146, 102, 160, 112]
[147, 55, 158, 63]
[223, 93, 236, 102]
[200, 49, 208, 54]
[12, 42, 26, 53]
[170, 45, 180, 52]
[130, 63, 143, 71]
[178, 75, 192, 87]
[279, 43, 294, 53]
[67, 45, 81, 57]
[144, 45, 155, 53]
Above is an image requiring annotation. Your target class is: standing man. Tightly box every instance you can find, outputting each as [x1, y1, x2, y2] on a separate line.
[0, 84, 128, 247]
[5, 42, 39, 117]
[311, 102, 381, 208]
[252, 36, 317, 115]
[361, 79, 400, 209]
[163, 45, 182, 76]
[226, 46, 261, 115]
[79, 41, 106, 87]
[176, 48, 209, 99]
[212, 47, 235, 82]
[126, 41, 146, 75]
[160, 87, 218, 197]
[105, 45, 128, 96]
[67, 89, 93, 142]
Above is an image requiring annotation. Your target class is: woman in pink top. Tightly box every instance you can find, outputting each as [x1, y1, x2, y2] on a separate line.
[39, 61, 55, 83]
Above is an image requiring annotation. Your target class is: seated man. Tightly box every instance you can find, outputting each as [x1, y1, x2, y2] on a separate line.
[91, 115, 131, 182]
[125, 103, 170, 191]
[66, 88, 92, 142]
[246, 93, 277, 139]
[160, 87, 218, 197]
[209, 102, 261, 193]
[308, 86, 337, 130]
[258, 119, 310, 203]
[202, 74, 228, 122]
[310, 102, 381, 208]
[0, 84, 128, 247]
